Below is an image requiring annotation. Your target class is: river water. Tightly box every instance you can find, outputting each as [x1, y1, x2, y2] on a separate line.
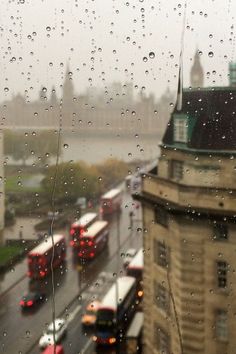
[60, 131, 161, 164]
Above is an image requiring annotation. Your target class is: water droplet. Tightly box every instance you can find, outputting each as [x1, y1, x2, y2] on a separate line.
[143, 57, 148, 62]
[149, 51, 155, 59]
[4, 87, 9, 92]
[208, 51, 214, 58]
[3, 332, 7, 337]
[46, 26, 51, 32]
[63, 144, 69, 149]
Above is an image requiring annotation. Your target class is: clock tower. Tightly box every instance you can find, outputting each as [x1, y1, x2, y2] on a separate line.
[190, 50, 204, 88]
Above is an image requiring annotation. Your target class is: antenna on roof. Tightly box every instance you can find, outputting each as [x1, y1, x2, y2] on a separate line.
[176, 53, 183, 111]
[176, 3, 186, 112]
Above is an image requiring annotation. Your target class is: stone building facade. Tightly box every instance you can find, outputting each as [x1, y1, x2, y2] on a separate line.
[138, 86, 236, 354]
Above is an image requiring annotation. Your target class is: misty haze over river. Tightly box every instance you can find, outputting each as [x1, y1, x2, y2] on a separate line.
[60, 132, 161, 164]
[5, 131, 161, 166]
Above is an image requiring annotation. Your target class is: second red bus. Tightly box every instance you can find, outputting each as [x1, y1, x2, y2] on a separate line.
[100, 188, 122, 216]
[69, 212, 98, 247]
[77, 220, 109, 260]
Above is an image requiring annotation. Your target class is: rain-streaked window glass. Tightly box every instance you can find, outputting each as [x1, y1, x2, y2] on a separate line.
[217, 261, 228, 289]
[2, 1, 236, 354]
[174, 115, 188, 143]
[215, 310, 228, 342]
[155, 325, 170, 354]
[213, 223, 228, 241]
[154, 240, 169, 268]
[154, 207, 168, 227]
[154, 281, 170, 314]
[169, 160, 184, 180]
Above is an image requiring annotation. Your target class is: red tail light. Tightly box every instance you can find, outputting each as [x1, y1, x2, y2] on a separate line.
[20, 300, 25, 306]
[40, 271, 46, 277]
[80, 228, 85, 235]
[88, 241, 93, 247]
[70, 240, 75, 246]
[28, 258, 32, 264]
[78, 252, 83, 257]
[89, 252, 95, 258]
[80, 240, 85, 246]
[27, 300, 33, 306]
[70, 228, 75, 236]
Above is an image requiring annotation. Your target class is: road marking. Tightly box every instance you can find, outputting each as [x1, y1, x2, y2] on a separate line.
[80, 338, 93, 354]
[67, 304, 81, 323]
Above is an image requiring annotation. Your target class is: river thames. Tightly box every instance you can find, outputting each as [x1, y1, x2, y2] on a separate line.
[60, 131, 161, 164]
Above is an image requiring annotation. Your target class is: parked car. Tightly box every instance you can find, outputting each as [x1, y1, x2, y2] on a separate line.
[123, 248, 137, 267]
[39, 318, 67, 349]
[82, 300, 101, 327]
[19, 292, 46, 310]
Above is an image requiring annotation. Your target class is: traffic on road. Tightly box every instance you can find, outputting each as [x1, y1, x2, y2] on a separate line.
[0, 185, 143, 354]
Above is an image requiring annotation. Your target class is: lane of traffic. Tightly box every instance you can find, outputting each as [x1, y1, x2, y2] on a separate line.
[0, 191, 138, 353]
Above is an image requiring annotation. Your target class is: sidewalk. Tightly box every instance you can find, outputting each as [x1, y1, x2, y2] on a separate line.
[0, 217, 41, 296]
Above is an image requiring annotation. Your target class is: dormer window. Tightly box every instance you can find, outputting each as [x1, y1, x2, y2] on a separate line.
[174, 114, 188, 143]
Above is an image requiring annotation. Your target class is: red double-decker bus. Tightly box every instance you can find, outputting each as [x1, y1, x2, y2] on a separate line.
[27, 234, 66, 279]
[100, 188, 122, 216]
[77, 220, 109, 260]
[69, 212, 98, 247]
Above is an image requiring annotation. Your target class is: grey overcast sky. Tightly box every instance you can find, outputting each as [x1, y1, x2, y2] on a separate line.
[0, 0, 235, 102]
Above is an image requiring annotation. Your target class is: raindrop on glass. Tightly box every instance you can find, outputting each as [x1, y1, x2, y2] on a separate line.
[149, 51, 155, 59]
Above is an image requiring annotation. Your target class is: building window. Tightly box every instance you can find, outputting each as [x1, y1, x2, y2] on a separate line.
[217, 261, 228, 288]
[154, 281, 169, 313]
[154, 324, 170, 354]
[215, 310, 228, 341]
[154, 240, 169, 268]
[169, 160, 183, 180]
[154, 207, 168, 227]
[213, 224, 228, 241]
[174, 117, 188, 143]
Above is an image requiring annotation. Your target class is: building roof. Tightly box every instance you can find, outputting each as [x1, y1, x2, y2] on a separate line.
[29, 234, 65, 256]
[71, 212, 97, 228]
[162, 87, 236, 152]
[127, 248, 143, 269]
[82, 220, 108, 238]
[99, 276, 136, 311]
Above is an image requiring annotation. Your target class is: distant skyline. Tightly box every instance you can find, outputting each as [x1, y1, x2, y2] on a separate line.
[0, 0, 235, 103]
